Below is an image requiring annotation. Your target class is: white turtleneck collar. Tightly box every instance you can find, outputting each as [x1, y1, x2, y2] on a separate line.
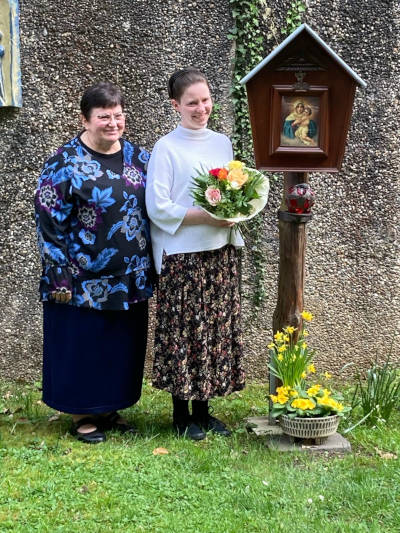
[175, 123, 212, 140]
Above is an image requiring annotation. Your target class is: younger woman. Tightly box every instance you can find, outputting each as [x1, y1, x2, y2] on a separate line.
[146, 68, 245, 440]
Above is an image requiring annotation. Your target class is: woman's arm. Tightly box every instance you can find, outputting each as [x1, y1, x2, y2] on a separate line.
[182, 207, 234, 227]
[35, 155, 74, 303]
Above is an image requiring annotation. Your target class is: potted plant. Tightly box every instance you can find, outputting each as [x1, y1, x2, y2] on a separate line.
[268, 311, 351, 442]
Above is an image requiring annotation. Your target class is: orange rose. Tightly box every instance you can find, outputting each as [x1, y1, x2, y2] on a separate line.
[217, 168, 228, 180]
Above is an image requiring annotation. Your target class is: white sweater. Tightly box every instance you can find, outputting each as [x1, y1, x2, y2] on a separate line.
[146, 125, 244, 273]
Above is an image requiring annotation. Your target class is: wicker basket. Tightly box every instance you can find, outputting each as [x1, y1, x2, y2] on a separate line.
[280, 414, 340, 439]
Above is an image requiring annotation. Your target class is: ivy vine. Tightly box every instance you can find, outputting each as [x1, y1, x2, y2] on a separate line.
[281, 1, 307, 35]
[228, 0, 306, 310]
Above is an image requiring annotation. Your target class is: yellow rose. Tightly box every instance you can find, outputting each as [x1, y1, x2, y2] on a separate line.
[228, 160, 244, 170]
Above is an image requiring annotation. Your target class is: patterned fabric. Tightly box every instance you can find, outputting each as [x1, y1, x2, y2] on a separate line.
[35, 136, 154, 310]
[152, 246, 245, 400]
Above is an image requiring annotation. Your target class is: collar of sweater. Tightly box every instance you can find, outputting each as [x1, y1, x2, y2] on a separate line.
[175, 124, 213, 140]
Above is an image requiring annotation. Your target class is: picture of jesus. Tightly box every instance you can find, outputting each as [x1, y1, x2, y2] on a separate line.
[281, 97, 319, 147]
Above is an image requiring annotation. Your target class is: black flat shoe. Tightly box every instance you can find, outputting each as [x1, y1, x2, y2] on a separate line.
[201, 415, 232, 437]
[100, 411, 137, 434]
[173, 420, 206, 441]
[70, 417, 106, 444]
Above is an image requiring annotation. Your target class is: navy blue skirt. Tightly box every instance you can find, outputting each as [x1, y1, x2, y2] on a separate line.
[42, 300, 148, 414]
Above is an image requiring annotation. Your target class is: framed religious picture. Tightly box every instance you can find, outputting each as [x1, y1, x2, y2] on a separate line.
[269, 86, 329, 156]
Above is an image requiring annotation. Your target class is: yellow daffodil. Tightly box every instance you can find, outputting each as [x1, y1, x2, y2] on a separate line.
[285, 326, 296, 334]
[301, 371, 307, 379]
[277, 354, 284, 361]
[324, 371, 332, 379]
[278, 345, 286, 353]
[307, 363, 316, 374]
[283, 335, 290, 343]
[274, 331, 284, 341]
[267, 343, 275, 349]
[302, 342, 307, 349]
[301, 310, 314, 321]
[303, 330, 309, 337]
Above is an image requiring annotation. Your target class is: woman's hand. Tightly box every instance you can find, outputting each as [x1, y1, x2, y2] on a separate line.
[49, 289, 72, 304]
[182, 207, 235, 227]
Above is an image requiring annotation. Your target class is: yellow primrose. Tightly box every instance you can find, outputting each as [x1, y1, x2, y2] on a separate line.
[307, 363, 316, 374]
[276, 386, 291, 395]
[291, 398, 315, 410]
[228, 160, 244, 170]
[301, 310, 314, 321]
[270, 394, 278, 403]
[307, 384, 321, 396]
[290, 390, 299, 397]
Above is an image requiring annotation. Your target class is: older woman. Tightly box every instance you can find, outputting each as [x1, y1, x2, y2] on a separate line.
[35, 82, 154, 443]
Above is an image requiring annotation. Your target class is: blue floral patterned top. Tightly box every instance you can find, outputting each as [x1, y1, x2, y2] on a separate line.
[35, 135, 154, 310]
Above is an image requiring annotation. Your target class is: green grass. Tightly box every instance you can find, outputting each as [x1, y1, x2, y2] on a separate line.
[0, 381, 399, 532]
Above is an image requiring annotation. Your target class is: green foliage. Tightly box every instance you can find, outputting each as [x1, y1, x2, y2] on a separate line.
[281, 0, 306, 35]
[268, 322, 314, 388]
[352, 346, 400, 427]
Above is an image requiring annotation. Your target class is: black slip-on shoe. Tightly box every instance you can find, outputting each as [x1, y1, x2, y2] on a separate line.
[70, 417, 106, 444]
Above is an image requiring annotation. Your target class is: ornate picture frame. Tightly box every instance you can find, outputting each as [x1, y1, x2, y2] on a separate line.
[269, 86, 329, 156]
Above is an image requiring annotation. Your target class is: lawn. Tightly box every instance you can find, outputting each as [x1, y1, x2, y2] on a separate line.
[0, 380, 399, 532]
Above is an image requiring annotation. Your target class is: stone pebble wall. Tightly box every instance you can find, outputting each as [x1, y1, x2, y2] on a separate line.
[0, 0, 398, 382]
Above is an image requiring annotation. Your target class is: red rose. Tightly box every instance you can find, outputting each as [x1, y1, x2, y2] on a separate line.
[209, 168, 221, 177]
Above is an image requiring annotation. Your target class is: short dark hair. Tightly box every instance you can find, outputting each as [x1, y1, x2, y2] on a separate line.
[167, 68, 210, 101]
[80, 82, 125, 119]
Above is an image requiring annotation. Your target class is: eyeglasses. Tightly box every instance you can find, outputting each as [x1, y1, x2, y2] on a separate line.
[95, 112, 126, 123]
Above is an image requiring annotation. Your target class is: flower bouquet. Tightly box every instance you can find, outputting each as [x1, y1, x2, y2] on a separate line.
[191, 160, 269, 223]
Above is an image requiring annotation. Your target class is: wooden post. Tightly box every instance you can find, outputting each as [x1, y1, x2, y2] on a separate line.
[269, 171, 309, 422]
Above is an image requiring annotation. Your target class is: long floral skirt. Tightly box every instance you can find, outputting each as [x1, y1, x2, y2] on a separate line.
[152, 246, 245, 400]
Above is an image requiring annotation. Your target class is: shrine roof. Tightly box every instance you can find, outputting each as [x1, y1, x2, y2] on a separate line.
[240, 23, 367, 88]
